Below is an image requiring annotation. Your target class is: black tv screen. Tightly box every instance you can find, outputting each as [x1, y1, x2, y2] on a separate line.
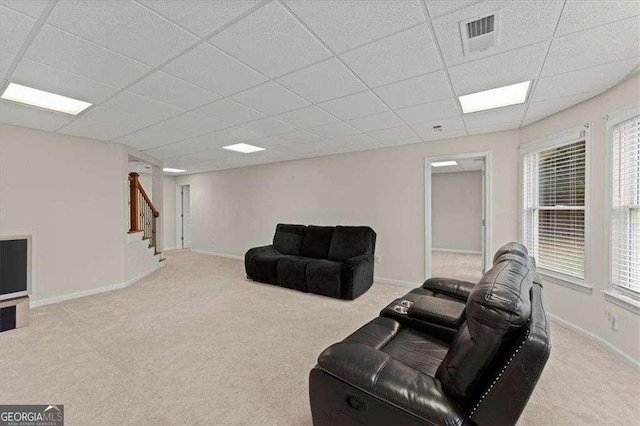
[0, 238, 29, 298]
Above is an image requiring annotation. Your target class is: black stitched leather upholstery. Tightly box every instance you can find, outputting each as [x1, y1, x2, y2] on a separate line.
[309, 242, 551, 426]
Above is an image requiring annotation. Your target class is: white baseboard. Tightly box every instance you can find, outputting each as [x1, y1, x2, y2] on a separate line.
[374, 276, 420, 288]
[163, 246, 178, 251]
[548, 313, 640, 372]
[30, 264, 162, 308]
[432, 248, 482, 255]
[191, 249, 244, 261]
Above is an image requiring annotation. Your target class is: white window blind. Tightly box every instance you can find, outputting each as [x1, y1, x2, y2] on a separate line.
[611, 114, 640, 294]
[522, 138, 586, 280]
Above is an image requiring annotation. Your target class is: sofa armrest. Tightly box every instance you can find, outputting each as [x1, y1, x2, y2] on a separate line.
[318, 342, 465, 426]
[408, 296, 466, 328]
[341, 255, 374, 300]
[422, 277, 476, 301]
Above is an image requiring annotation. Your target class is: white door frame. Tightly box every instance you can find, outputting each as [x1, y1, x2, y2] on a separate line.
[424, 151, 492, 280]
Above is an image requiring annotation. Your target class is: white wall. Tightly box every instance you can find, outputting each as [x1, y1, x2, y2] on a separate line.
[432, 171, 482, 252]
[177, 129, 521, 284]
[520, 75, 640, 367]
[0, 124, 126, 303]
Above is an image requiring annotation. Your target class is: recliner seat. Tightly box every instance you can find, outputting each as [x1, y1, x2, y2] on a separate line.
[309, 242, 551, 425]
[245, 224, 377, 300]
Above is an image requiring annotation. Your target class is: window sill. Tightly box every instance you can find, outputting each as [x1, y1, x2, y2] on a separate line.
[602, 290, 640, 315]
[540, 271, 592, 294]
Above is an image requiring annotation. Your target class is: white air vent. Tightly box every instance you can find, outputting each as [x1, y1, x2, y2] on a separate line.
[460, 11, 500, 56]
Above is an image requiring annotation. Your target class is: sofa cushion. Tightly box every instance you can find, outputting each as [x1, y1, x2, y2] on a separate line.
[307, 259, 342, 298]
[436, 252, 534, 405]
[277, 256, 312, 292]
[273, 224, 306, 255]
[300, 226, 334, 259]
[381, 328, 449, 377]
[245, 246, 285, 285]
[327, 226, 376, 261]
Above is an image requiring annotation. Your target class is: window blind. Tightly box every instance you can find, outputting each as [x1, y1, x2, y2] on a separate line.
[523, 140, 586, 280]
[611, 114, 640, 294]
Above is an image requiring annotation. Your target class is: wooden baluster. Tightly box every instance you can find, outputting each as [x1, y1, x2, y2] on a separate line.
[128, 173, 140, 233]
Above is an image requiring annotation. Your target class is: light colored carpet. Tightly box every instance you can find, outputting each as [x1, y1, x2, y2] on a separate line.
[0, 250, 638, 425]
[432, 250, 484, 283]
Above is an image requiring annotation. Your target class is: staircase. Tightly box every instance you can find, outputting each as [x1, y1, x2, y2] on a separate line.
[128, 172, 162, 257]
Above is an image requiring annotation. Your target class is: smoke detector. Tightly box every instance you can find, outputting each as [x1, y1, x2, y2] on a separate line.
[433, 125, 442, 132]
[460, 11, 500, 56]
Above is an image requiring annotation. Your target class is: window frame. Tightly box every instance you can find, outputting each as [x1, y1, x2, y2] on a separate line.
[605, 103, 640, 310]
[519, 124, 591, 293]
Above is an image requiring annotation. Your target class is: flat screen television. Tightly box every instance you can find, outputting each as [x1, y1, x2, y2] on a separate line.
[0, 235, 31, 301]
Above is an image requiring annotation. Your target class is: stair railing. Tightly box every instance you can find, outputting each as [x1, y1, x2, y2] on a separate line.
[128, 172, 160, 252]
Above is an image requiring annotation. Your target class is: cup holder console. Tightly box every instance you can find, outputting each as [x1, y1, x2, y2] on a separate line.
[392, 300, 413, 314]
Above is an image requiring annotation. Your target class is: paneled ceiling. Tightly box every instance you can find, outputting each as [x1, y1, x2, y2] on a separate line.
[1, 0, 638, 174]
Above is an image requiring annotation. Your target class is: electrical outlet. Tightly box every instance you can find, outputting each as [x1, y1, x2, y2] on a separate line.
[606, 310, 618, 331]
[375, 255, 381, 264]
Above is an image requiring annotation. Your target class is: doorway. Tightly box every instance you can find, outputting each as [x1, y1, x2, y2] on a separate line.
[425, 152, 491, 282]
[176, 185, 191, 249]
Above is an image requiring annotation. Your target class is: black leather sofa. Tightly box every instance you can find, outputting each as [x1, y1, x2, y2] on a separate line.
[245, 224, 376, 300]
[309, 243, 551, 426]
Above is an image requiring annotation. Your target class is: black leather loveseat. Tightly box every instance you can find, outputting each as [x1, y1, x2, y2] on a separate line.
[245, 224, 376, 300]
[309, 243, 551, 425]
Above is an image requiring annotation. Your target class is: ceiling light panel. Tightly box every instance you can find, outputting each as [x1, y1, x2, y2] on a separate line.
[458, 81, 531, 114]
[1, 83, 92, 115]
[222, 143, 265, 153]
[432, 161, 458, 167]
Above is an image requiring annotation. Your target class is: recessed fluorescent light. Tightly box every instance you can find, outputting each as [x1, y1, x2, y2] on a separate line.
[222, 143, 265, 153]
[163, 168, 186, 173]
[432, 161, 458, 167]
[459, 81, 531, 114]
[1, 83, 92, 115]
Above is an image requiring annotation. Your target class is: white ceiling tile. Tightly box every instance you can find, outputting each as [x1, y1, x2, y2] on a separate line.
[138, 0, 261, 37]
[341, 25, 440, 87]
[318, 90, 388, 120]
[533, 58, 639, 103]
[277, 58, 366, 103]
[47, 0, 198, 66]
[555, 0, 640, 37]
[195, 99, 265, 125]
[466, 120, 520, 135]
[128, 71, 221, 110]
[542, 17, 640, 77]
[250, 136, 292, 150]
[307, 121, 359, 138]
[1, 50, 15, 80]
[0, 0, 48, 18]
[211, 1, 330, 78]
[284, 0, 425, 53]
[11, 58, 120, 104]
[276, 130, 323, 144]
[374, 71, 451, 109]
[275, 106, 337, 128]
[380, 136, 423, 146]
[58, 106, 160, 141]
[25, 25, 151, 87]
[524, 90, 601, 125]
[457, 159, 484, 171]
[432, 0, 564, 66]
[162, 43, 266, 96]
[347, 111, 404, 132]
[230, 82, 309, 115]
[116, 112, 232, 149]
[424, 0, 478, 18]
[367, 125, 420, 143]
[0, 99, 74, 131]
[0, 5, 36, 54]
[283, 139, 345, 155]
[395, 98, 460, 124]
[205, 126, 264, 145]
[331, 133, 382, 151]
[162, 149, 236, 167]
[411, 116, 466, 140]
[448, 42, 547, 95]
[102, 91, 186, 123]
[240, 117, 298, 136]
[463, 104, 526, 127]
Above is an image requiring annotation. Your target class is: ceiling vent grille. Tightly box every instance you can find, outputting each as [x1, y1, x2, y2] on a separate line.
[460, 11, 500, 56]
[467, 15, 494, 39]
